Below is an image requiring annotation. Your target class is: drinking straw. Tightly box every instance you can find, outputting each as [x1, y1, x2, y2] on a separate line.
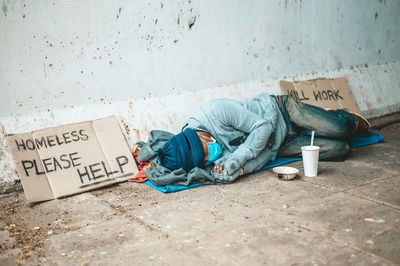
[311, 131, 315, 147]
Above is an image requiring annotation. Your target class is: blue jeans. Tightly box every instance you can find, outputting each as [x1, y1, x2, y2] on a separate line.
[275, 95, 356, 161]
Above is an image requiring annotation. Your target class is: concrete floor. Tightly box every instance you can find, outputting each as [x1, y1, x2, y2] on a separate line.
[1, 122, 399, 266]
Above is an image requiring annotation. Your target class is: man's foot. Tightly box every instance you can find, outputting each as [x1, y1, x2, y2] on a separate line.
[325, 108, 370, 134]
[350, 112, 370, 134]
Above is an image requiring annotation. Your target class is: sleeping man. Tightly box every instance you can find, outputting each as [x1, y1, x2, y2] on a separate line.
[139, 93, 369, 184]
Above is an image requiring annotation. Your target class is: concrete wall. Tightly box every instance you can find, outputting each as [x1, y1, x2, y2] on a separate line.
[1, 0, 400, 193]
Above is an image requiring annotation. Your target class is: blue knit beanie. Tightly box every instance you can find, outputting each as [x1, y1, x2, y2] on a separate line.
[159, 128, 205, 171]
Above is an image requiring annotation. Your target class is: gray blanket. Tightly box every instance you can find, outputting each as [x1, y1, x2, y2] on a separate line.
[137, 130, 231, 186]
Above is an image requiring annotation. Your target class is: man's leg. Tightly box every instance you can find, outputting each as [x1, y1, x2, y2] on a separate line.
[279, 95, 356, 141]
[278, 135, 350, 161]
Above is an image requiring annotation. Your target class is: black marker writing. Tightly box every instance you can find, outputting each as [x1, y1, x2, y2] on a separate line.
[77, 156, 130, 184]
[313, 90, 343, 101]
[14, 129, 90, 151]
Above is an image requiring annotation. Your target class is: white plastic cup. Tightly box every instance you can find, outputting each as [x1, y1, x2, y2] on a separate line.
[301, 146, 320, 177]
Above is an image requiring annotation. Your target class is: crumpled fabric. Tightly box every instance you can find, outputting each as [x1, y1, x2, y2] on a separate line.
[137, 130, 232, 187]
[128, 146, 152, 183]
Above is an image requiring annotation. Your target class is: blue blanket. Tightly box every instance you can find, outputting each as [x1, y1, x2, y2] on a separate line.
[144, 131, 384, 193]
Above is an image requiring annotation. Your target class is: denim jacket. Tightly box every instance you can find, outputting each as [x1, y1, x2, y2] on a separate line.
[185, 93, 287, 179]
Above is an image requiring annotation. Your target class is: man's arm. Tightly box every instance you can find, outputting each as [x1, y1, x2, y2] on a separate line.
[208, 99, 278, 179]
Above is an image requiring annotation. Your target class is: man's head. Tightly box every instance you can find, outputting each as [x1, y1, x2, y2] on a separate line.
[158, 128, 205, 172]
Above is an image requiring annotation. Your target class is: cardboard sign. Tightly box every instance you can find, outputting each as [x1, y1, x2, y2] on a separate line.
[5, 116, 138, 203]
[280, 77, 361, 113]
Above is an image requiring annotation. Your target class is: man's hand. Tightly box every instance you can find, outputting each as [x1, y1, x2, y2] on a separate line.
[212, 166, 243, 182]
[223, 157, 241, 175]
[212, 155, 244, 182]
[214, 155, 241, 175]
[212, 164, 224, 174]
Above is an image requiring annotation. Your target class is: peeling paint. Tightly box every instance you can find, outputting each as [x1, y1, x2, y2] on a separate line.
[2, 0, 7, 17]
[133, 128, 141, 140]
[121, 118, 130, 136]
[43, 63, 47, 78]
[188, 16, 196, 30]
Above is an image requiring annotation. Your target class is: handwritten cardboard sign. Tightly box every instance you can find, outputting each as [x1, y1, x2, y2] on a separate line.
[5, 116, 138, 203]
[280, 77, 361, 113]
